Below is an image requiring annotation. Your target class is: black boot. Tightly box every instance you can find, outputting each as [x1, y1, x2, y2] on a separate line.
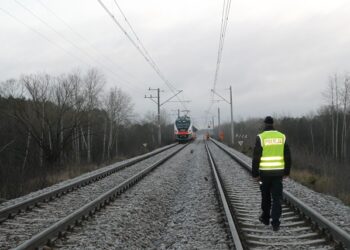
[272, 224, 280, 231]
[271, 220, 280, 231]
[259, 214, 269, 225]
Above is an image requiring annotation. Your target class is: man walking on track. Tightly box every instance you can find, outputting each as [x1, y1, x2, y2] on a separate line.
[252, 116, 292, 231]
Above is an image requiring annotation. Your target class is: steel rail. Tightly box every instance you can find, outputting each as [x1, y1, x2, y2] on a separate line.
[15, 143, 187, 250]
[210, 138, 350, 249]
[0, 143, 177, 223]
[205, 142, 244, 250]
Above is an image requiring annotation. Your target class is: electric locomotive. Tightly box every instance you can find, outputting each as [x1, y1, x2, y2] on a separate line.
[174, 115, 194, 142]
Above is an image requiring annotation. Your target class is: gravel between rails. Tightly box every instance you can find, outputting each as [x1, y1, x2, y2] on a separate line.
[57, 140, 231, 249]
[212, 140, 350, 235]
[0, 145, 183, 249]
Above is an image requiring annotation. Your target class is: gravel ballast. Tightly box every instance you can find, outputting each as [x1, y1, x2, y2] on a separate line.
[208, 141, 335, 249]
[0, 145, 183, 249]
[213, 139, 350, 235]
[58, 140, 231, 249]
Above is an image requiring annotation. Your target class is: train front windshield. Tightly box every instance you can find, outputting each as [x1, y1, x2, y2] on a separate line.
[176, 119, 191, 131]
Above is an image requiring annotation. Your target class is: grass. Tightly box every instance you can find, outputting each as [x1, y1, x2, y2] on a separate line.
[0, 155, 129, 202]
[45, 164, 100, 186]
[44, 156, 129, 189]
[291, 169, 350, 206]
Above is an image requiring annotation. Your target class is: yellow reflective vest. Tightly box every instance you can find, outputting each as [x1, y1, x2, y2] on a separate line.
[258, 130, 286, 171]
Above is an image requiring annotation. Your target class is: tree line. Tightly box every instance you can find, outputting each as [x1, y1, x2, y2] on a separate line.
[0, 68, 174, 200]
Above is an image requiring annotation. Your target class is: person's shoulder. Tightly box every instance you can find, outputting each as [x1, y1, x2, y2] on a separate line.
[276, 130, 287, 140]
[279, 131, 286, 136]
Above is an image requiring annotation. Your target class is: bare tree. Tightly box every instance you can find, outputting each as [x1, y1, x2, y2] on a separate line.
[113, 88, 133, 156]
[68, 71, 84, 164]
[143, 111, 157, 146]
[83, 68, 104, 163]
[335, 75, 340, 160]
[324, 74, 341, 159]
[0, 140, 15, 154]
[102, 114, 108, 161]
[104, 87, 133, 159]
[340, 74, 350, 160]
[12, 73, 88, 166]
[21, 74, 50, 167]
[50, 75, 78, 164]
[0, 79, 24, 98]
[306, 113, 315, 154]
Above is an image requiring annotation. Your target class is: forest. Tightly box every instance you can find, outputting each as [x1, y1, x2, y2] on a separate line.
[0, 68, 174, 201]
[216, 73, 350, 204]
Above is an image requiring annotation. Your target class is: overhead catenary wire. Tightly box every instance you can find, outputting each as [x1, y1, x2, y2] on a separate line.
[205, 0, 232, 128]
[97, 0, 188, 110]
[37, 0, 142, 89]
[112, 0, 193, 106]
[0, 7, 91, 69]
[112, 0, 160, 83]
[14, 0, 144, 94]
[111, 0, 178, 93]
[112, 0, 190, 101]
[213, 0, 231, 92]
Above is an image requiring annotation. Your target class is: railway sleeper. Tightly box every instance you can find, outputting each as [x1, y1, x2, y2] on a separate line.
[247, 238, 328, 247]
[246, 232, 320, 240]
[239, 215, 301, 223]
[240, 219, 306, 228]
[241, 226, 312, 234]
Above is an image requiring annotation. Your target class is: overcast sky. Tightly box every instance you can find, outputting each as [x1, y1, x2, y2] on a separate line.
[1, 0, 350, 128]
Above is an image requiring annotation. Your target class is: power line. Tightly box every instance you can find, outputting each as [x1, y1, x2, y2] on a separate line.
[97, 0, 188, 110]
[112, 0, 189, 104]
[112, 0, 188, 99]
[14, 0, 144, 94]
[205, 0, 232, 128]
[213, 0, 231, 92]
[111, 0, 179, 93]
[112, 0, 159, 82]
[37, 0, 141, 89]
[0, 7, 90, 68]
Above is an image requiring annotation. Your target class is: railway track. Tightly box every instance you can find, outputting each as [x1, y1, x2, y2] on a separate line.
[0, 143, 186, 249]
[206, 139, 350, 249]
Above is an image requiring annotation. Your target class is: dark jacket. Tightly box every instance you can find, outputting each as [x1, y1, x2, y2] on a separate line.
[252, 125, 292, 178]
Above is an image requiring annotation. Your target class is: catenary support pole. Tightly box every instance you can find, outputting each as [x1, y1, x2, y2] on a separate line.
[211, 87, 234, 144]
[157, 88, 161, 145]
[218, 107, 221, 134]
[212, 116, 215, 135]
[146, 88, 183, 146]
[229, 85, 234, 145]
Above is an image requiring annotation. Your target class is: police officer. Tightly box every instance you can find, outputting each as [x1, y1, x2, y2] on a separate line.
[252, 116, 291, 231]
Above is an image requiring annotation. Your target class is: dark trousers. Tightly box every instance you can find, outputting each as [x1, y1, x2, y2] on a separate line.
[260, 176, 283, 226]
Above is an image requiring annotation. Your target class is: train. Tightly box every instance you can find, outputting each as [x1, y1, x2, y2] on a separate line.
[174, 115, 196, 142]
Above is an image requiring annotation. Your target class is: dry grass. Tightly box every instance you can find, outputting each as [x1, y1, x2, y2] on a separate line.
[338, 193, 350, 206]
[44, 154, 129, 186]
[0, 156, 129, 201]
[45, 163, 100, 185]
[45, 156, 128, 186]
[291, 169, 350, 206]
